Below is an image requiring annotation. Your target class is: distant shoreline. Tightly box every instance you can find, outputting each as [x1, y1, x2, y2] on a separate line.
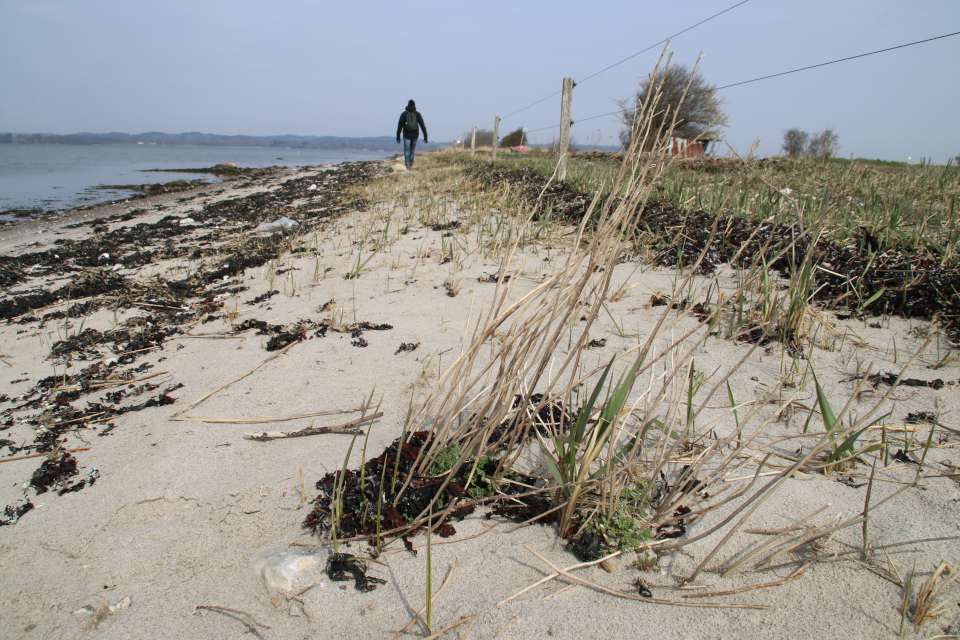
[0, 132, 441, 151]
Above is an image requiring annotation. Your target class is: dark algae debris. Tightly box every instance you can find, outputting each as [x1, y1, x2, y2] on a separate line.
[0, 499, 34, 526]
[303, 431, 556, 546]
[325, 554, 386, 592]
[0, 160, 384, 526]
[457, 158, 960, 341]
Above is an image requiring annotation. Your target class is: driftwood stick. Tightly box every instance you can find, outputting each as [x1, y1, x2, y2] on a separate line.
[245, 412, 384, 441]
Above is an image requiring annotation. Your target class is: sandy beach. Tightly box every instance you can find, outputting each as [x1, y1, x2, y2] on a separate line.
[1, 152, 958, 640]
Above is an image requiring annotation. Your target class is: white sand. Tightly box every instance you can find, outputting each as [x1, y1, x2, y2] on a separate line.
[1, 158, 958, 639]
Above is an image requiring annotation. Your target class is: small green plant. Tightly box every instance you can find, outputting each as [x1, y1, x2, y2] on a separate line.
[539, 353, 643, 533]
[428, 442, 462, 477]
[443, 276, 461, 297]
[589, 484, 654, 551]
[813, 372, 882, 471]
[345, 243, 377, 279]
[633, 550, 660, 572]
[465, 456, 500, 500]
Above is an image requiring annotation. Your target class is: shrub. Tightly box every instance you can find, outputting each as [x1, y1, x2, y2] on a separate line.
[500, 127, 525, 148]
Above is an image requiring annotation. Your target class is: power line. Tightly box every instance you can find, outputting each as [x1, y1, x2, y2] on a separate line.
[710, 29, 960, 92]
[575, 0, 751, 85]
[552, 29, 960, 132]
[491, 0, 752, 126]
[499, 91, 562, 122]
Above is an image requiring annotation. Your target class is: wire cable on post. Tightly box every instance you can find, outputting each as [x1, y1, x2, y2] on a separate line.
[552, 29, 960, 131]
[489, 0, 752, 126]
[574, 0, 751, 85]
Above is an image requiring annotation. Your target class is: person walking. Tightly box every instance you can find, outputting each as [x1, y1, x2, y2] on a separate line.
[397, 100, 428, 168]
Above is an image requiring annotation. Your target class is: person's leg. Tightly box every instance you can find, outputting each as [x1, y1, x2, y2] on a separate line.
[408, 138, 417, 167]
[403, 138, 413, 167]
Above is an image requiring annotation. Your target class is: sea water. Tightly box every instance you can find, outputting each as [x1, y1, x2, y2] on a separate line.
[0, 144, 394, 219]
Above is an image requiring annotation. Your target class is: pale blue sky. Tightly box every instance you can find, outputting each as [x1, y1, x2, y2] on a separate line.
[1, 0, 958, 162]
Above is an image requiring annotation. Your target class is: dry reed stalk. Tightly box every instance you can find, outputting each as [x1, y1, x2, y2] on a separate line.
[390, 558, 461, 640]
[912, 560, 958, 627]
[54, 370, 170, 392]
[171, 341, 297, 417]
[0, 447, 91, 464]
[423, 615, 476, 640]
[244, 412, 382, 440]
[195, 605, 271, 634]
[177, 407, 359, 424]
[523, 545, 768, 609]
[681, 563, 808, 598]
[496, 550, 624, 607]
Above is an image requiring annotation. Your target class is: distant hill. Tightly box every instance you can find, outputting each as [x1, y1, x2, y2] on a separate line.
[0, 131, 426, 150]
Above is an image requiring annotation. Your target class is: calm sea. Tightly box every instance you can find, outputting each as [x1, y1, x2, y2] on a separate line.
[0, 144, 395, 219]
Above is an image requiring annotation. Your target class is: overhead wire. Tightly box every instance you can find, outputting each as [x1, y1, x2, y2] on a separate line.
[486, 0, 752, 126]
[551, 29, 960, 132]
[574, 0, 751, 85]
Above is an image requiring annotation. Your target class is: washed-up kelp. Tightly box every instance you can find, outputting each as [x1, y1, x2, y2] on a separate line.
[1, 162, 384, 526]
[0, 499, 34, 526]
[303, 431, 557, 545]
[1, 161, 381, 317]
[459, 160, 960, 340]
[326, 553, 386, 592]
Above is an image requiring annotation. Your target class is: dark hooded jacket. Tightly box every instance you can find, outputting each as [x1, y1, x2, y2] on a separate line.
[397, 102, 427, 142]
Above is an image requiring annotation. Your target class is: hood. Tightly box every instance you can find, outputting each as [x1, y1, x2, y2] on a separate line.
[406, 100, 416, 112]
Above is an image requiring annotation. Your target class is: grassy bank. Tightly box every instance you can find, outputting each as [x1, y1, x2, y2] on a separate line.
[444, 149, 960, 264]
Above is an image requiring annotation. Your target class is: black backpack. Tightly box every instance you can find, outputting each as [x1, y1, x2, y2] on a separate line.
[404, 111, 418, 133]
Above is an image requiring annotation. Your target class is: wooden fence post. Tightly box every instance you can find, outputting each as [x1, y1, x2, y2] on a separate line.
[492, 116, 500, 161]
[461, 132, 465, 150]
[558, 77, 574, 180]
[471, 126, 476, 156]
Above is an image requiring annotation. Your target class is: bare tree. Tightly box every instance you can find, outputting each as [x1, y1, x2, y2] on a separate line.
[781, 128, 809, 158]
[617, 64, 729, 149]
[807, 128, 840, 160]
[470, 129, 495, 147]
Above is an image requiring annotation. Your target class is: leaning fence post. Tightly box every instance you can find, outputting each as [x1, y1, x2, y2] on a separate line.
[558, 77, 574, 180]
[471, 126, 476, 156]
[492, 116, 500, 161]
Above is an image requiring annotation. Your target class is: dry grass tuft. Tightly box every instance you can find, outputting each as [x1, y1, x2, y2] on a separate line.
[912, 560, 959, 627]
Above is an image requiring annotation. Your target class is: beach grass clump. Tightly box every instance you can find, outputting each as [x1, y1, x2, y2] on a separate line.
[303, 53, 930, 595]
[381, 53, 884, 569]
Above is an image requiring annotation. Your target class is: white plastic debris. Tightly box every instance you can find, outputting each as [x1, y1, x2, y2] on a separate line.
[779, 188, 792, 196]
[111, 264, 123, 272]
[307, 184, 317, 191]
[98, 253, 110, 260]
[252, 547, 329, 593]
[74, 596, 131, 630]
[255, 217, 299, 235]
[179, 217, 196, 226]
